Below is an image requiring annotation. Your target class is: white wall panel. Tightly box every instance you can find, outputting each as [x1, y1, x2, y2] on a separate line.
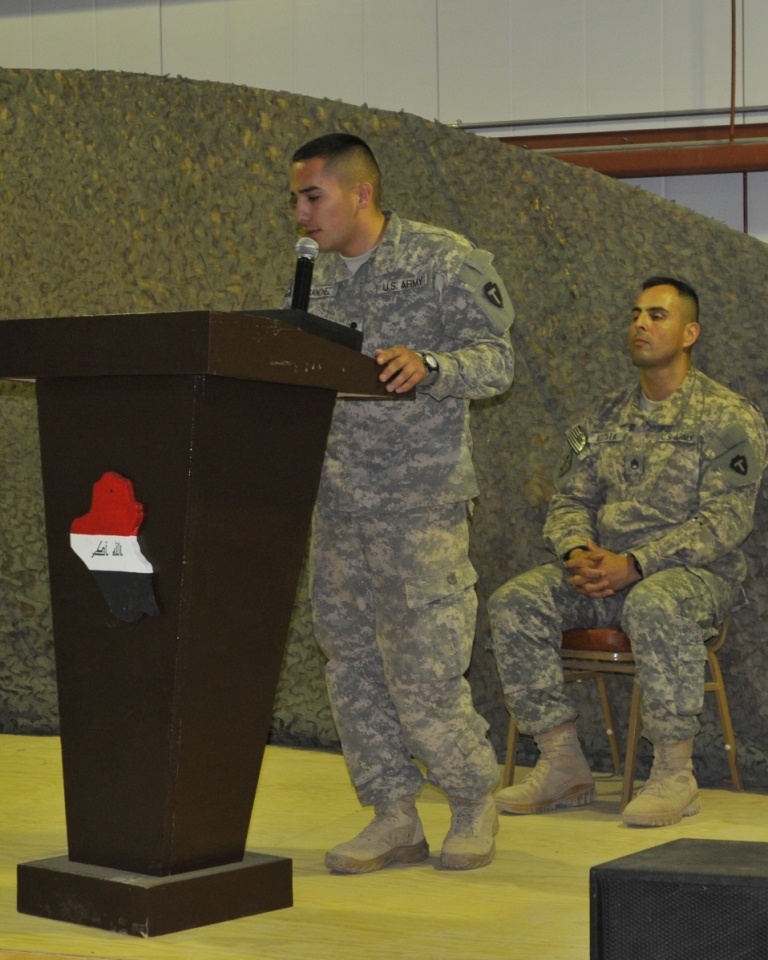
[161, 0, 230, 83]
[363, 0, 438, 120]
[662, 0, 736, 114]
[585, 0, 663, 117]
[227, 0, 294, 93]
[95, 0, 161, 75]
[30, 0, 96, 70]
[0, 2, 32, 69]
[509, 0, 586, 121]
[665, 173, 745, 233]
[293, 0, 365, 107]
[743, 0, 768, 108]
[747, 172, 768, 244]
[626, 172, 745, 233]
[436, 0, 512, 125]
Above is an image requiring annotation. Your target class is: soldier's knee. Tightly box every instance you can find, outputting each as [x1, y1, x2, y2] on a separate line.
[622, 575, 676, 623]
[489, 573, 538, 625]
[487, 582, 513, 621]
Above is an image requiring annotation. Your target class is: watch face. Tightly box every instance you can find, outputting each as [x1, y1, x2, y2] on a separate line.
[423, 353, 438, 373]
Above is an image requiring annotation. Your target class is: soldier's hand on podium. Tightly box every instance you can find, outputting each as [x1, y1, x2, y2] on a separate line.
[374, 345, 426, 394]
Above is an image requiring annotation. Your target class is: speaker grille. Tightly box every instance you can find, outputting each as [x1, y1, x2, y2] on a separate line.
[598, 877, 768, 960]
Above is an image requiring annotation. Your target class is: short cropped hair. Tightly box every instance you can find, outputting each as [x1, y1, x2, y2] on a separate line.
[642, 275, 700, 323]
[292, 133, 382, 206]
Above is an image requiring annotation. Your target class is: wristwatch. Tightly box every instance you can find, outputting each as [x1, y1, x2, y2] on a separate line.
[420, 352, 440, 382]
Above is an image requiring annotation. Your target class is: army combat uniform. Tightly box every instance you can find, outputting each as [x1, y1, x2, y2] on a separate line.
[303, 212, 514, 806]
[489, 368, 767, 745]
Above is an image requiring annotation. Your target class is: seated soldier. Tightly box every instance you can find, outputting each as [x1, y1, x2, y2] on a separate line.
[488, 276, 767, 827]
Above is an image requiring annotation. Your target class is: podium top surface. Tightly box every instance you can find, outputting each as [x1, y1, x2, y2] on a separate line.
[0, 310, 402, 398]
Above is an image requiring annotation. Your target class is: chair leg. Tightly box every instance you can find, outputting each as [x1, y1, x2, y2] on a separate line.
[595, 673, 622, 775]
[502, 717, 519, 788]
[705, 648, 743, 791]
[621, 680, 643, 811]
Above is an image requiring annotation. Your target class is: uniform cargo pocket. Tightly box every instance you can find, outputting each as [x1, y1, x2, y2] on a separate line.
[404, 557, 478, 609]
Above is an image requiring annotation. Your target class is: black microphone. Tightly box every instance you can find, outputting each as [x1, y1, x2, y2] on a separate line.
[291, 237, 320, 311]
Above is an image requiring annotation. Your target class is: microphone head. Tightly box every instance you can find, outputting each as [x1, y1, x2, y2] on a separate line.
[295, 237, 320, 261]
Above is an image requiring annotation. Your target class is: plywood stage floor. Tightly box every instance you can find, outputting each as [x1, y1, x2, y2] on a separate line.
[2, 734, 768, 960]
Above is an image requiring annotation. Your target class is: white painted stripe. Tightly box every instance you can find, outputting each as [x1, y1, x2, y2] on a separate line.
[70, 534, 154, 574]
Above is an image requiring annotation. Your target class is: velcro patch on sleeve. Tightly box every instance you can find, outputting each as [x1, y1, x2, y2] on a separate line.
[709, 423, 761, 486]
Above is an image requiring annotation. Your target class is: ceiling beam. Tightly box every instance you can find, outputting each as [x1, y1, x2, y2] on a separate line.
[500, 123, 768, 178]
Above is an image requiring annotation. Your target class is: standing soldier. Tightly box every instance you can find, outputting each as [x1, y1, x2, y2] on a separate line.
[289, 133, 515, 871]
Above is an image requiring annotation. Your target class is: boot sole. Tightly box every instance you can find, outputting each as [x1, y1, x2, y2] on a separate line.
[622, 795, 701, 828]
[496, 782, 596, 815]
[441, 841, 495, 871]
[325, 838, 429, 874]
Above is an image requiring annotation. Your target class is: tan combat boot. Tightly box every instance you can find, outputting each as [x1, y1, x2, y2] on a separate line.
[440, 794, 498, 870]
[324, 795, 429, 873]
[495, 721, 595, 814]
[622, 739, 700, 827]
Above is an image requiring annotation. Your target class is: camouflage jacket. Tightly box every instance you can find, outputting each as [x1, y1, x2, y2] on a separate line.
[545, 368, 768, 583]
[298, 212, 515, 513]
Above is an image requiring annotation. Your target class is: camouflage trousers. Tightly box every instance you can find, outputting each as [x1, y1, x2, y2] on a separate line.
[310, 501, 499, 807]
[488, 561, 739, 744]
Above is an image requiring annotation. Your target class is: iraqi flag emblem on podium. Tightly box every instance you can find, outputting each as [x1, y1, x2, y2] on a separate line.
[69, 471, 160, 623]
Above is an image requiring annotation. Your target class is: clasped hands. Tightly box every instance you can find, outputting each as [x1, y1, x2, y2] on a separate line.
[564, 539, 641, 598]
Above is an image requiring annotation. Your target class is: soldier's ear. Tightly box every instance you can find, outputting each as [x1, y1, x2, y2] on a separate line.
[356, 181, 374, 209]
[683, 321, 700, 349]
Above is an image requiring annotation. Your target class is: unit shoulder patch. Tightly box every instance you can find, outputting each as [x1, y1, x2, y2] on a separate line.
[708, 423, 761, 486]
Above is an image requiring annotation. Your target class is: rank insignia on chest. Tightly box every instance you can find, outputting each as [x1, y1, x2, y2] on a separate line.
[624, 454, 645, 480]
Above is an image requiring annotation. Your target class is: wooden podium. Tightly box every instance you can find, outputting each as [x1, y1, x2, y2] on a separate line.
[0, 310, 401, 937]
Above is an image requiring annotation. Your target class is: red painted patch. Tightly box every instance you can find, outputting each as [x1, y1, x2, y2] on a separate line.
[70, 471, 145, 536]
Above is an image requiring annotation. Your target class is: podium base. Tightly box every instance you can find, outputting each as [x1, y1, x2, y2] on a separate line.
[17, 851, 293, 937]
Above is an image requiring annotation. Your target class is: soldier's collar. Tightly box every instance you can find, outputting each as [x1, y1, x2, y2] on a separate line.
[632, 368, 697, 426]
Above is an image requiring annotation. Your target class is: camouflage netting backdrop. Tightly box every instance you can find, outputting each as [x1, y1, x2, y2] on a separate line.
[2, 67, 768, 786]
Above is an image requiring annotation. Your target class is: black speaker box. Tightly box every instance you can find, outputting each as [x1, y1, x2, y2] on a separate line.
[590, 838, 768, 960]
